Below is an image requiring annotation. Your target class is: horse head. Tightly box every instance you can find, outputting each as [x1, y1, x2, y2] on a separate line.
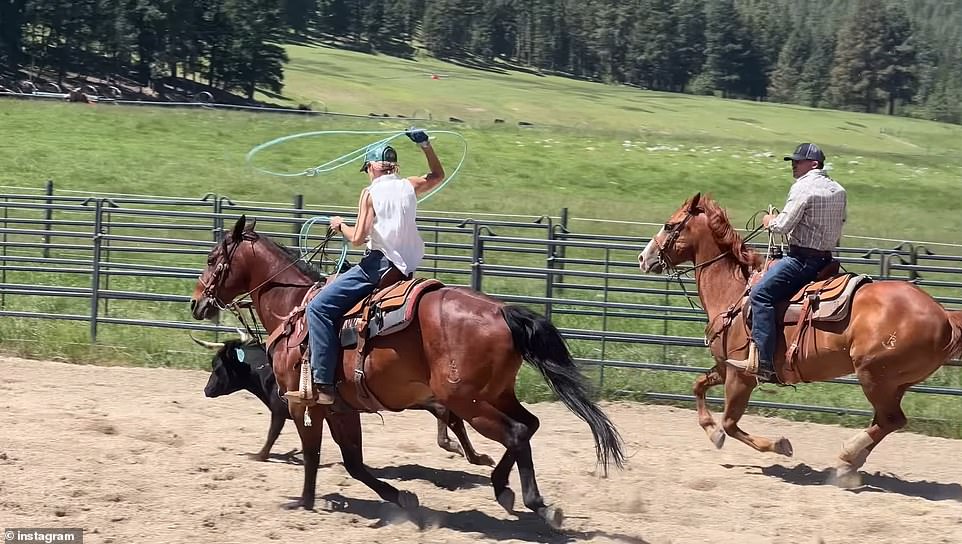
[638, 192, 706, 274]
[638, 193, 759, 277]
[190, 215, 259, 320]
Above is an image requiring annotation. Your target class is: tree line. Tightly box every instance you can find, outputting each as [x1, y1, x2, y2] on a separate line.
[0, 0, 959, 123]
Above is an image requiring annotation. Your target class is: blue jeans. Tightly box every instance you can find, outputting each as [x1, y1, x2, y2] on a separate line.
[750, 254, 831, 367]
[307, 250, 394, 385]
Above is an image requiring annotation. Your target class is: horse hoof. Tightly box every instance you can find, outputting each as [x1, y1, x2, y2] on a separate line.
[496, 488, 515, 513]
[540, 505, 564, 530]
[282, 498, 313, 511]
[710, 428, 726, 449]
[832, 465, 862, 489]
[398, 490, 420, 510]
[774, 437, 794, 457]
[474, 454, 496, 467]
[248, 452, 270, 462]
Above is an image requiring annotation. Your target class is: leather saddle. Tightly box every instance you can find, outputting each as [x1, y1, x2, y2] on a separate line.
[747, 258, 872, 326]
[267, 267, 443, 358]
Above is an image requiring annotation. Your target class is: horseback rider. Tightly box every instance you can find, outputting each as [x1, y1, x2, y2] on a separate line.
[306, 128, 445, 404]
[734, 143, 847, 383]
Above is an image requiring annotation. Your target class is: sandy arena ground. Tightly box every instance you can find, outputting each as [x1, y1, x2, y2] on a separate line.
[1, 355, 960, 544]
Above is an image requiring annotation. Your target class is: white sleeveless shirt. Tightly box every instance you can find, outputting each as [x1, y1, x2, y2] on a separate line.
[366, 173, 424, 275]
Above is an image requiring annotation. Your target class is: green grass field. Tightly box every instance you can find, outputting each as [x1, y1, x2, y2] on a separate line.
[1, 43, 961, 437]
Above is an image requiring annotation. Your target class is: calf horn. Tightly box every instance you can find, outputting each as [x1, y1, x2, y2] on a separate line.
[189, 332, 225, 350]
[236, 328, 254, 345]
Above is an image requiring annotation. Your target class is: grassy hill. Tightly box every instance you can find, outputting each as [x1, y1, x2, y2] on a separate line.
[4, 43, 962, 246]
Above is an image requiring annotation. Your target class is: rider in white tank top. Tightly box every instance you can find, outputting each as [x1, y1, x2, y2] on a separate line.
[366, 173, 424, 275]
[306, 129, 446, 405]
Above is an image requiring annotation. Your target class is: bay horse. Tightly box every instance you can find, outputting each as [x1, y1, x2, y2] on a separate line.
[190, 215, 625, 527]
[638, 193, 962, 486]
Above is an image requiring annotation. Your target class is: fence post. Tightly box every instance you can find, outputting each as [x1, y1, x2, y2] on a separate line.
[544, 217, 555, 321]
[292, 194, 304, 247]
[211, 194, 223, 242]
[102, 205, 112, 316]
[43, 179, 53, 258]
[599, 247, 611, 394]
[470, 222, 484, 292]
[89, 199, 105, 343]
[1, 195, 7, 310]
[556, 207, 568, 283]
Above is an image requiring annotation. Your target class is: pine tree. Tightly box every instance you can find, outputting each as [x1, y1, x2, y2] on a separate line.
[629, 0, 676, 90]
[767, 27, 810, 103]
[795, 30, 833, 108]
[0, 0, 28, 66]
[878, 4, 918, 115]
[828, 0, 889, 113]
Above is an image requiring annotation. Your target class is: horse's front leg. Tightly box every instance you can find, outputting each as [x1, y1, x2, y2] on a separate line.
[284, 404, 324, 510]
[693, 366, 726, 449]
[721, 367, 793, 456]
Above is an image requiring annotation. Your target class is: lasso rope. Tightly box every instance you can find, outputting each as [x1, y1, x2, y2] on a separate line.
[246, 128, 468, 259]
[298, 216, 349, 272]
[244, 129, 467, 204]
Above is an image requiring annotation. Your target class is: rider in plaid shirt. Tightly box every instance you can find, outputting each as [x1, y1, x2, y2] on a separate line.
[732, 143, 847, 383]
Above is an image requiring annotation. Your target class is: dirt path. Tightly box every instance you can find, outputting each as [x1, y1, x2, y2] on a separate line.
[1, 356, 960, 544]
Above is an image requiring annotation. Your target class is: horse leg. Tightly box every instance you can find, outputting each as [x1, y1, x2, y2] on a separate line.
[422, 402, 495, 466]
[721, 369, 793, 456]
[834, 381, 909, 488]
[693, 368, 726, 449]
[284, 405, 324, 510]
[446, 396, 562, 529]
[252, 411, 287, 462]
[499, 394, 563, 530]
[326, 411, 414, 509]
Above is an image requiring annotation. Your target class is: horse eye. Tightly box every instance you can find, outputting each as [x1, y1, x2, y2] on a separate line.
[663, 223, 674, 232]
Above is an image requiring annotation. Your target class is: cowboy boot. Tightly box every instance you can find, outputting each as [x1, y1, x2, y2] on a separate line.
[726, 342, 778, 383]
[314, 384, 336, 405]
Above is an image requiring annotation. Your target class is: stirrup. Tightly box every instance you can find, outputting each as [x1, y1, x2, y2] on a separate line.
[726, 343, 760, 373]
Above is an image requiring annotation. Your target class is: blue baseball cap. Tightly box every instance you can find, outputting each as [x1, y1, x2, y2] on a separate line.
[360, 143, 398, 172]
[784, 142, 826, 162]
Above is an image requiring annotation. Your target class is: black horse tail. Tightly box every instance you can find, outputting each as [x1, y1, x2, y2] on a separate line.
[501, 304, 626, 475]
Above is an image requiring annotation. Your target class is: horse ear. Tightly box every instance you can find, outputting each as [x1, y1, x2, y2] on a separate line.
[688, 193, 701, 213]
[231, 215, 246, 240]
[246, 217, 257, 232]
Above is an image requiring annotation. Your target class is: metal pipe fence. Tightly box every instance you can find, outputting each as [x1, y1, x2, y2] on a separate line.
[1, 184, 960, 417]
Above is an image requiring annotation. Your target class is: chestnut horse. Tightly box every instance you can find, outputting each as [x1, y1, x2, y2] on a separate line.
[191, 216, 625, 528]
[638, 193, 962, 486]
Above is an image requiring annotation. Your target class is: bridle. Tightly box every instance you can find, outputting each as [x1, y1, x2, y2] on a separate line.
[198, 228, 337, 342]
[651, 207, 766, 310]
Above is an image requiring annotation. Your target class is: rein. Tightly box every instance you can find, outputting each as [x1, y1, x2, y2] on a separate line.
[658, 213, 767, 311]
[203, 228, 340, 342]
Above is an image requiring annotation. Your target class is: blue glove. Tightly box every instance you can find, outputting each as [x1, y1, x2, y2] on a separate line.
[406, 127, 429, 145]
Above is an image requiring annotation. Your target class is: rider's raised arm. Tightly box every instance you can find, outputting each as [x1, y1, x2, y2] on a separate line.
[404, 129, 445, 196]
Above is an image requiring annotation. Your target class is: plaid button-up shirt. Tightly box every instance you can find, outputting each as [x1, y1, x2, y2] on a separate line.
[769, 169, 847, 251]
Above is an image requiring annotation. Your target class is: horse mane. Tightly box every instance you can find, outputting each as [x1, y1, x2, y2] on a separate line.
[256, 233, 324, 282]
[689, 195, 761, 276]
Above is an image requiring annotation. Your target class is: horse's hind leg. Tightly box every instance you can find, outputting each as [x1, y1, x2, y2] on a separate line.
[500, 394, 563, 529]
[721, 369, 793, 456]
[833, 380, 909, 488]
[422, 402, 495, 466]
[446, 393, 562, 529]
[694, 367, 726, 449]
